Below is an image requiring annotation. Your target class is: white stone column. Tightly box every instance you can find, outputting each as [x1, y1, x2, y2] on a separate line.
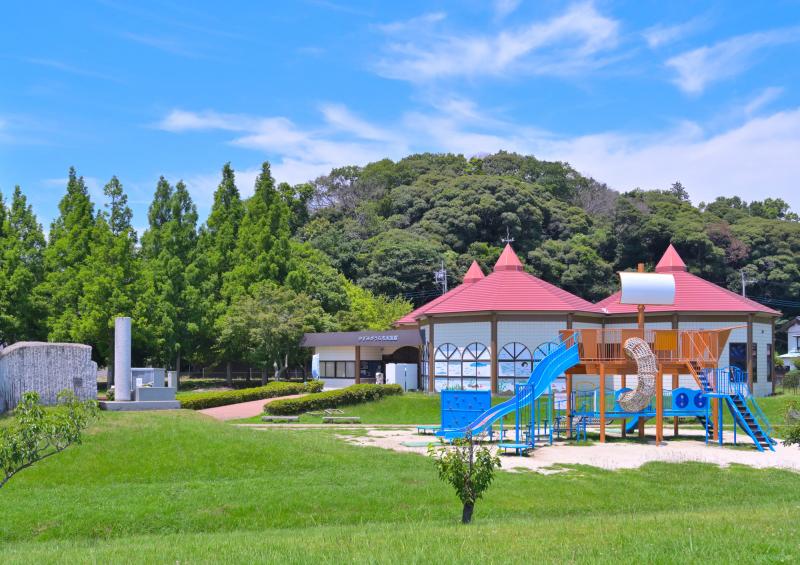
[114, 317, 132, 401]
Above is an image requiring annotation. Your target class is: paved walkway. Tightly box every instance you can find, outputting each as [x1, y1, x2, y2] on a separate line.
[199, 394, 307, 421]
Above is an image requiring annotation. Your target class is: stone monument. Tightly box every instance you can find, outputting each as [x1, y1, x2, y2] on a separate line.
[0, 341, 97, 413]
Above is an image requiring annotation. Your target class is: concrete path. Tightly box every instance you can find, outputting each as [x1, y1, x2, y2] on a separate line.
[199, 394, 306, 421]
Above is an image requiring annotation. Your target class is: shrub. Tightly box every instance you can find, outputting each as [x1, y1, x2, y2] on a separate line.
[783, 371, 800, 394]
[1, 390, 98, 488]
[265, 384, 403, 415]
[178, 380, 323, 410]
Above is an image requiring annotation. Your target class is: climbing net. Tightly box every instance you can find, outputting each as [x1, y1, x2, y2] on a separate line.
[617, 337, 657, 413]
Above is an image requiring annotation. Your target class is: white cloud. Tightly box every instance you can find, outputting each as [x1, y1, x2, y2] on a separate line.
[534, 109, 800, 211]
[375, 2, 620, 82]
[156, 106, 410, 188]
[493, 0, 521, 21]
[642, 17, 706, 48]
[666, 27, 800, 94]
[157, 100, 800, 214]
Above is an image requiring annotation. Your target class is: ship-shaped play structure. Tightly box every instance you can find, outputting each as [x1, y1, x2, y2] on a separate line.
[437, 267, 775, 453]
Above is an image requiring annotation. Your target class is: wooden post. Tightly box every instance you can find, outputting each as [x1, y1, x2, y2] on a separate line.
[566, 372, 573, 439]
[427, 321, 435, 393]
[747, 313, 754, 391]
[599, 364, 606, 443]
[655, 366, 663, 444]
[490, 313, 498, 394]
[637, 263, 645, 332]
[354, 345, 361, 384]
[621, 374, 627, 438]
[672, 373, 679, 437]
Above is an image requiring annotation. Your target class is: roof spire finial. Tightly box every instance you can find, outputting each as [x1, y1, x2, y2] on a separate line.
[501, 227, 515, 245]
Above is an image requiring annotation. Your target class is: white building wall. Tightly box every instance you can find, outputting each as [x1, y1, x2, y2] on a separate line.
[753, 321, 772, 397]
[434, 321, 491, 352]
[497, 320, 567, 354]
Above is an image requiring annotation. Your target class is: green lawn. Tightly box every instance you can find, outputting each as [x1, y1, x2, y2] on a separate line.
[233, 391, 547, 425]
[2, 409, 800, 562]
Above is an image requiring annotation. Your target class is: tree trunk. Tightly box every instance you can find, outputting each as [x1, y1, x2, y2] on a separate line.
[226, 361, 232, 388]
[261, 366, 268, 386]
[461, 502, 474, 524]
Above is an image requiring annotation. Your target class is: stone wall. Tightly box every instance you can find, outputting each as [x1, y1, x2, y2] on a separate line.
[0, 342, 97, 413]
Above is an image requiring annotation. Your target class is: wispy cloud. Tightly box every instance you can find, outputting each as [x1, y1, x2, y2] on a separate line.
[119, 31, 200, 57]
[642, 16, 707, 48]
[743, 86, 783, 115]
[156, 106, 409, 185]
[493, 0, 522, 21]
[22, 57, 121, 82]
[374, 2, 620, 82]
[666, 27, 800, 94]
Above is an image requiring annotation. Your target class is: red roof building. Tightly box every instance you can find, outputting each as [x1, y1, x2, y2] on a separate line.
[396, 245, 600, 326]
[595, 244, 780, 316]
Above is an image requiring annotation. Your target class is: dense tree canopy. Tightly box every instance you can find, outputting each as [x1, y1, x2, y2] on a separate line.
[0, 150, 798, 371]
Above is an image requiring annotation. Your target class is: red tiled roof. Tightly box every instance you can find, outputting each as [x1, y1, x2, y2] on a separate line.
[655, 244, 687, 273]
[596, 245, 780, 315]
[463, 260, 485, 283]
[395, 245, 600, 324]
[494, 243, 524, 272]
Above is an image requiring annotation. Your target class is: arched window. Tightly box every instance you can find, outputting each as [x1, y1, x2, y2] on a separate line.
[435, 343, 461, 378]
[498, 342, 533, 393]
[499, 342, 533, 378]
[462, 342, 491, 378]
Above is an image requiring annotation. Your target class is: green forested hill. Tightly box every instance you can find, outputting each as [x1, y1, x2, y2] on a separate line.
[0, 152, 798, 372]
[300, 151, 800, 308]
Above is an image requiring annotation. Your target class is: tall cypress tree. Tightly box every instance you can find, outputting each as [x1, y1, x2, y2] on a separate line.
[76, 176, 139, 372]
[194, 163, 244, 380]
[39, 168, 96, 341]
[136, 178, 198, 376]
[0, 187, 49, 342]
[223, 161, 291, 300]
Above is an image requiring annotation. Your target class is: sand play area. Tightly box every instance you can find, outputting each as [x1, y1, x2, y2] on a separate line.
[333, 426, 800, 473]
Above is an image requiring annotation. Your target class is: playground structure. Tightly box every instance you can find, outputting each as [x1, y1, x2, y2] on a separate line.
[436, 265, 776, 453]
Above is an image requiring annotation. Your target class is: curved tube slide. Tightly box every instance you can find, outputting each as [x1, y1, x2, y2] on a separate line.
[618, 337, 657, 412]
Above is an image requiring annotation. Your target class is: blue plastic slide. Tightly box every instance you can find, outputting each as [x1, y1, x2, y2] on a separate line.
[441, 336, 580, 440]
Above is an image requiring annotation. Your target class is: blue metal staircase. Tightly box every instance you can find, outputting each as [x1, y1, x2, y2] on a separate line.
[725, 393, 775, 452]
[703, 366, 775, 452]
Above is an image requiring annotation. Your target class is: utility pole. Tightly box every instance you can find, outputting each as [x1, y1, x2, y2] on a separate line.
[434, 260, 448, 295]
[740, 269, 755, 298]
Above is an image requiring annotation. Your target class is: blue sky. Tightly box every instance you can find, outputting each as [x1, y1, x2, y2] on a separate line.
[2, 1, 800, 230]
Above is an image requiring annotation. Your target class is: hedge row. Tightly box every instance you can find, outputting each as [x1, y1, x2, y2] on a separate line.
[178, 380, 323, 410]
[265, 384, 403, 415]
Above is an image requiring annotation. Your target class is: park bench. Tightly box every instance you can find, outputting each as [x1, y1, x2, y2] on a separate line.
[416, 425, 440, 435]
[322, 416, 361, 424]
[497, 442, 532, 456]
[261, 415, 300, 423]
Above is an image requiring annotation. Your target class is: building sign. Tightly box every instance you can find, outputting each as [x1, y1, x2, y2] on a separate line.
[358, 335, 399, 343]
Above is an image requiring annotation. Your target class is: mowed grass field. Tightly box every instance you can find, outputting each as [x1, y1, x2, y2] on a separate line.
[233, 391, 545, 425]
[2, 406, 800, 563]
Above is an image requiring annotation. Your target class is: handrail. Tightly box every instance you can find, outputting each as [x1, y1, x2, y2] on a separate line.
[559, 328, 722, 364]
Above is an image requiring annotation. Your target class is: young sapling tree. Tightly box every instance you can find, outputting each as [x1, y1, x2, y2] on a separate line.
[428, 433, 501, 524]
